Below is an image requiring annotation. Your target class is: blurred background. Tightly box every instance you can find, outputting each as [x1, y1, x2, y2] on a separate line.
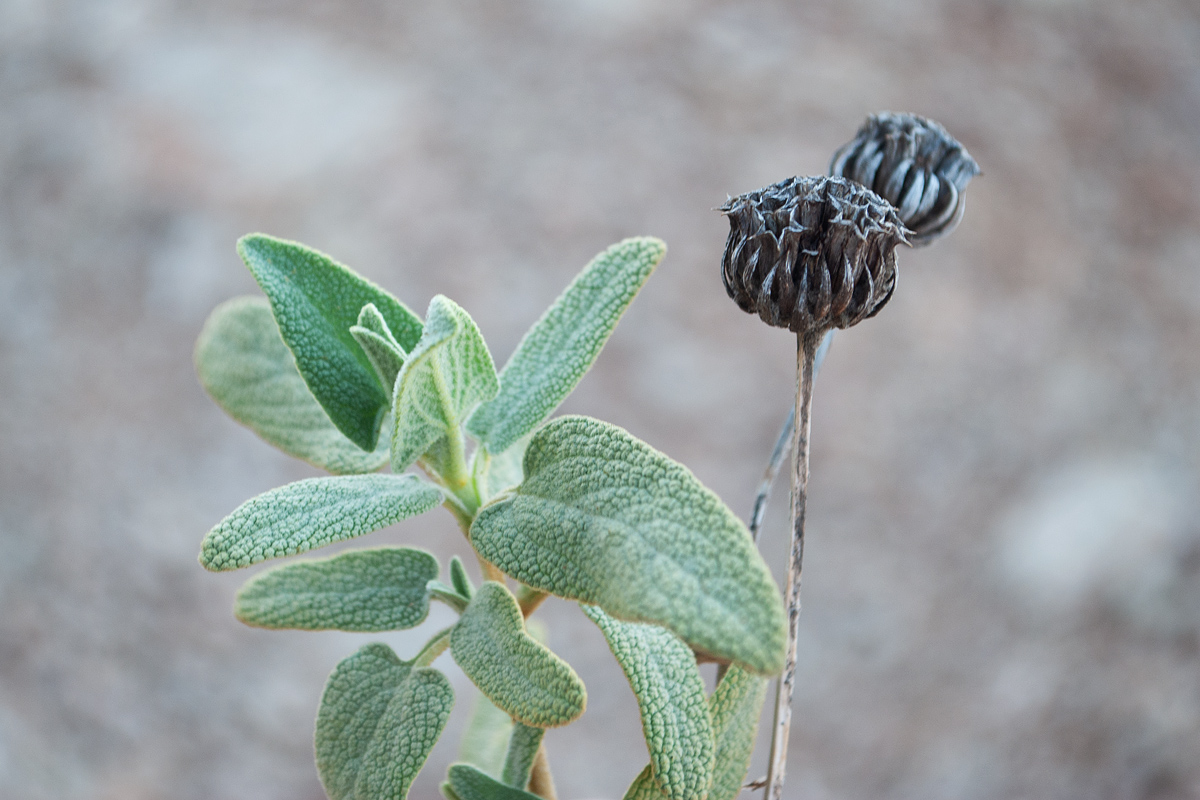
[3, 1, 1199, 798]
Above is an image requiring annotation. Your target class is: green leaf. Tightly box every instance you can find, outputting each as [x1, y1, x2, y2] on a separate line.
[620, 666, 769, 800]
[450, 555, 475, 600]
[351, 303, 408, 393]
[480, 434, 530, 501]
[707, 666, 769, 800]
[315, 643, 453, 800]
[583, 606, 714, 800]
[446, 764, 541, 800]
[467, 237, 665, 454]
[623, 766, 664, 800]
[450, 582, 586, 728]
[501, 723, 543, 789]
[391, 295, 499, 476]
[200, 474, 442, 571]
[471, 415, 787, 675]
[195, 296, 390, 474]
[458, 692, 514, 778]
[238, 234, 422, 450]
[233, 547, 438, 631]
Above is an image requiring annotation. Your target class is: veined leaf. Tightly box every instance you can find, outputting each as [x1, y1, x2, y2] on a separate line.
[200, 474, 442, 571]
[391, 295, 498, 476]
[450, 582, 586, 728]
[471, 416, 787, 675]
[233, 547, 438, 631]
[446, 764, 541, 800]
[458, 692, 514, 778]
[467, 237, 665, 454]
[238, 234, 422, 450]
[583, 606, 714, 800]
[316, 643, 453, 800]
[621, 666, 769, 800]
[195, 296, 389, 474]
[500, 723, 543, 789]
[351, 303, 408, 392]
[707, 666, 769, 800]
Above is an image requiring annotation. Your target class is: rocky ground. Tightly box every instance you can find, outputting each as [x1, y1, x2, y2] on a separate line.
[2, 1, 1199, 798]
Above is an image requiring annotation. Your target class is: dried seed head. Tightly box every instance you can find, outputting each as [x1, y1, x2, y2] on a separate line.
[830, 112, 980, 247]
[720, 175, 908, 335]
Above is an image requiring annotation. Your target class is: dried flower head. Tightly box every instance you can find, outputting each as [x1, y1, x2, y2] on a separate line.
[720, 175, 908, 335]
[830, 112, 980, 247]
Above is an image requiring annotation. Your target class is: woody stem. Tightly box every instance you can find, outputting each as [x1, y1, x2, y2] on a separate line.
[762, 329, 820, 800]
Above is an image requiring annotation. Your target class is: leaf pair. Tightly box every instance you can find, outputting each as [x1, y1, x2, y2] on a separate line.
[472, 416, 788, 676]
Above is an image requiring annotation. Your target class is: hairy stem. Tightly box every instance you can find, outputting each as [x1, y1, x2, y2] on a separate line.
[517, 585, 549, 617]
[413, 626, 454, 668]
[763, 330, 821, 800]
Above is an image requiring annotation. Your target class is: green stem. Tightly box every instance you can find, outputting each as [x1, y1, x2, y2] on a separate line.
[413, 626, 454, 668]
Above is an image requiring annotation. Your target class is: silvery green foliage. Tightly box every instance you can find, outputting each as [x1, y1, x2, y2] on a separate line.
[195, 234, 786, 798]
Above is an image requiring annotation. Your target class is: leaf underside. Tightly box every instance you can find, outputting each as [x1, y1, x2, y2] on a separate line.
[450, 582, 586, 728]
[200, 474, 442, 571]
[584, 606, 714, 800]
[238, 234, 422, 450]
[194, 296, 389, 474]
[446, 763, 541, 800]
[234, 547, 439, 631]
[468, 237, 666, 455]
[391, 295, 498, 475]
[316, 643, 453, 800]
[458, 691, 514, 779]
[471, 415, 787, 675]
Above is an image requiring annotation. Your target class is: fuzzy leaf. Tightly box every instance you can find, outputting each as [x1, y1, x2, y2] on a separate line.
[391, 295, 498, 476]
[621, 666, 768, 800]
[623, 766, 664, 800]
[450, 582, 586, 728]
[447, 764, 541, 800]
[471, 416, 787, 675]
[316, 643, 453, 800]
[238, 234, 422, 450]
[351, 303, 408, 393]
[195, 296, 390, 474]
[450, 555, 475, 600]
[583, 606, 714, 800]
[467, 237, 665, 454]
[200, 474, 442, 571]
[458, 692, 514, 778]
[707, 666, 769, 800]
[233, 547, 438, 631]
[482, 434, 529, 500]
[501, 723, 544, 789]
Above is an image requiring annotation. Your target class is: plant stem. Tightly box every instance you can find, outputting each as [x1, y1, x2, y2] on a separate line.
[748, 330, 833, 542]
[762, 329, 821, 800]
[413, 626, 454, 667]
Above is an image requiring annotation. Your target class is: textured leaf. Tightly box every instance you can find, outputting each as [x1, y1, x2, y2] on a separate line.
[583, 606, 714, 800]
[351, 303, 408, 392]
[238, 234, 422, 450]
[707, 666, 769, 800]
[447, 764, 541, 800]
[623, 766, 664, 800]
[195, 296, 389, 474]
[200, 474, 442, 571]
[450, 582, 586, 728]
[620, 666, 769, 800]
[458, 692, 514, 778]
[391, 295, 499, 476]
[467, 237, 665, 454]
[501, 723, 544, 789]
[316, 643, 453, 800]
[471, 416, 787, 675]
[233, 547, 438, 631]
